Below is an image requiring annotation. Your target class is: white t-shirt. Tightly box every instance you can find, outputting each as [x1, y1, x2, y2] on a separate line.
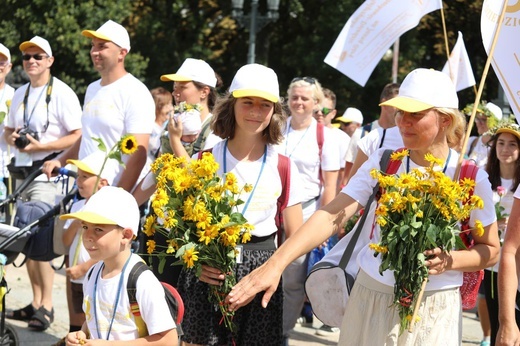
[343, 148, 496, 291]
[358, 126, 404, 157]
[79, 74, 155, 185]
[83, 254, 176, 340]
[211, 141, 302, 237]
[489, 178, 514, 273]
[65, 199, 90, 284]
[344, 127, 362, 163]
[7, 78, 82, 161]
[332, 127, 350, 169]
[276, 117, 340, 214]
[0, 83, 15, 177]
[466, 136, 489, 168]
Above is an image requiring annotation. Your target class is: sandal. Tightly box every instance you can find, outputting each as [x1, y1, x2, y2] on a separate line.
[5, 303, 36, 321]
[28, 306, 54, 331]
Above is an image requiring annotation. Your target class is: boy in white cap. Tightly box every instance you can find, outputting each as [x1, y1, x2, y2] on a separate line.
[0, 43, 15, 185]
[43, 20, 155, 193]
[4, 35, 82, 332]
[52, 152, 120, 345]
[62, 186, 178, 344]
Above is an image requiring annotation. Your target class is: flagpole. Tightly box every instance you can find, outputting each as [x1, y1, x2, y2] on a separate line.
[454, 0, 508, 178]
[440, 2, 453, 81]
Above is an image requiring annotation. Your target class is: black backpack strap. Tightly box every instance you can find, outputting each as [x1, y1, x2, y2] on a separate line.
[127, 261, 150, 304]
[378, 128, 387, 149]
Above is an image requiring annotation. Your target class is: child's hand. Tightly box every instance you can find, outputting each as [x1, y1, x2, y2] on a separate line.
[66, 265, 85, 281]
[168, 113, 183, 140]
[66, 330, 87, 345]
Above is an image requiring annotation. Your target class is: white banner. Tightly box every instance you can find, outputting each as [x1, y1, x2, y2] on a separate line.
[324, 0, 442, 87]
[481, 0, 520, 118]
[442, 31, 476, 92]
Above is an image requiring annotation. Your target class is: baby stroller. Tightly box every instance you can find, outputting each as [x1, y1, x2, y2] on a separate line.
[0, 167, 77, 346]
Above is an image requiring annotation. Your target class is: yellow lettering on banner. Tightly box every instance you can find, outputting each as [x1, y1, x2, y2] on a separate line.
[504, 16, 520, 26]
[507, 0, 520, 13]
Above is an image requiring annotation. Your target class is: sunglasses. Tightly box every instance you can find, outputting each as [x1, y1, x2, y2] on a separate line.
[22, 54, 49, 61]
[291, 76, 316, 84]
[314, 107, 333, 116]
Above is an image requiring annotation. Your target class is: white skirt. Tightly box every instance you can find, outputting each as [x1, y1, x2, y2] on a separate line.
[338, 269, 462, 346]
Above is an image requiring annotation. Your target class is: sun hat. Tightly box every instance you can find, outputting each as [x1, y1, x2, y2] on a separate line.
[66, 151, 119, 186]
[60, 186, 139, 236]
[19, 36, 52, 57]
[494, 123, 520, 140]
[336, 107, 363, 124]
[160, 58, 217, 87]
[82, 20, 131, 52]
[485, 102, 503, 121]
[0, 43, 11, 62]
[380, 68, 458, 112]
[229, 63, 279, 103]
[174, 110, 202, 135]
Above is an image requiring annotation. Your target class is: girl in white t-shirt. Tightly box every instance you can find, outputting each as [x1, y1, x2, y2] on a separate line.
[169, 64, 303, 346]
[482, 124, 520, 345]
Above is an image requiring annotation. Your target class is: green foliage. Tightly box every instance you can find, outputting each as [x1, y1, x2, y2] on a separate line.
[0, 0, 498, 119]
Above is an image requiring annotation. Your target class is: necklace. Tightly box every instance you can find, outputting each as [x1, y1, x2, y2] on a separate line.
[284, 122, 311, 158]
[223, 140, 267, 215]
[406, 149, 452, 174]
[93, 254, 132, 340]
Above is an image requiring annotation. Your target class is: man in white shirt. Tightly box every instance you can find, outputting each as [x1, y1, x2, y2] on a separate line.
[43, 20, 155, 192]
[4, 36, 82, 332]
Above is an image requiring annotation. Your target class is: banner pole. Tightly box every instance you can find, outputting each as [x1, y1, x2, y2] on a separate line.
[454, 0, 508, 179]
[440, 3, 453, 81]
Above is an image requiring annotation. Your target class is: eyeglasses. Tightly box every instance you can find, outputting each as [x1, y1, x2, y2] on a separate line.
[475, 117, 488, 124]
[313, 107, 333, 116]
[291, 76, 316, 84]
[22, 54, 49, 61]
[0, 60, 9, 67]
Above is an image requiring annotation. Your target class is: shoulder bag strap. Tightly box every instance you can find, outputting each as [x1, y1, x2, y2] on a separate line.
[338, 149, 394, 269]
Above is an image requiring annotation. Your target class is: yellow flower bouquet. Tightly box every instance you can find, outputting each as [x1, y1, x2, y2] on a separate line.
[143, 152, 253, 332]
[369, 150, 485, 333]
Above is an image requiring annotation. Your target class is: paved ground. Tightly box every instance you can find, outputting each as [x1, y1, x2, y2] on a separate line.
[3, 257, 484, 345]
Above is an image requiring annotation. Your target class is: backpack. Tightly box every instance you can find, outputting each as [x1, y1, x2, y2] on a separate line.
[14, 200, 59, 262]
[198, 148, 292, 247]
[127, 262, 184, 337]
[86, 261, 184, 338]
[382, 150, 481, 310]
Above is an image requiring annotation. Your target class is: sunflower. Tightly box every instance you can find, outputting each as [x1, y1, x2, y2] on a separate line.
[119, 134, 138, 155]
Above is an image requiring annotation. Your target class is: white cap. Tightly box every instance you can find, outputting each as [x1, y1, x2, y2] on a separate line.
[337, 107, 363, 124]
[19, 36, 52, 57]
[60, 186, 140, 236]
[229, 63, 279, 103]
[380, 68, 458, 112]
[160, 58, 217, 87]
[0, 43, 11, 62]
[174, 109, 202, 135]
[66, 151, 119, 186]
[486, 102, 503, 121]
[82, 20, 131, 52]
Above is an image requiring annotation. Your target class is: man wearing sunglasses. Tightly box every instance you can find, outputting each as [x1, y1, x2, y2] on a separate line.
[313, 88, 350, 194]
[4, 35, 82, 332]
[0, 43, 15, 189]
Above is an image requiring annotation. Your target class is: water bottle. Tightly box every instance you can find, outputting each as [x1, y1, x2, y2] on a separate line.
[0, 179, 7, 223]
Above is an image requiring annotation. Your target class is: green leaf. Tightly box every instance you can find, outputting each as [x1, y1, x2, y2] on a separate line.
[92, 137, 107, 153]
[0, 112, 6, 124]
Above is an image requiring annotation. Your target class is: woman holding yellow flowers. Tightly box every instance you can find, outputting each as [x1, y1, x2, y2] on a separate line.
[169, 63, 303, 346]
[227, 68, 500, 346]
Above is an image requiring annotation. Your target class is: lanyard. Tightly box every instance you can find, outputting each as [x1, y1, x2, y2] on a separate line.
[223, 140, 267, 216]
[284, 122, 310, 158]
[93, 254, 132, 340]
[406, 149, 452, 174]
[22, 75, 53, 132]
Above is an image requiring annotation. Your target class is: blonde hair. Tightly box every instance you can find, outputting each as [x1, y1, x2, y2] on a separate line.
[436, 107, 466, 149]
[287, 78, 325, 105]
